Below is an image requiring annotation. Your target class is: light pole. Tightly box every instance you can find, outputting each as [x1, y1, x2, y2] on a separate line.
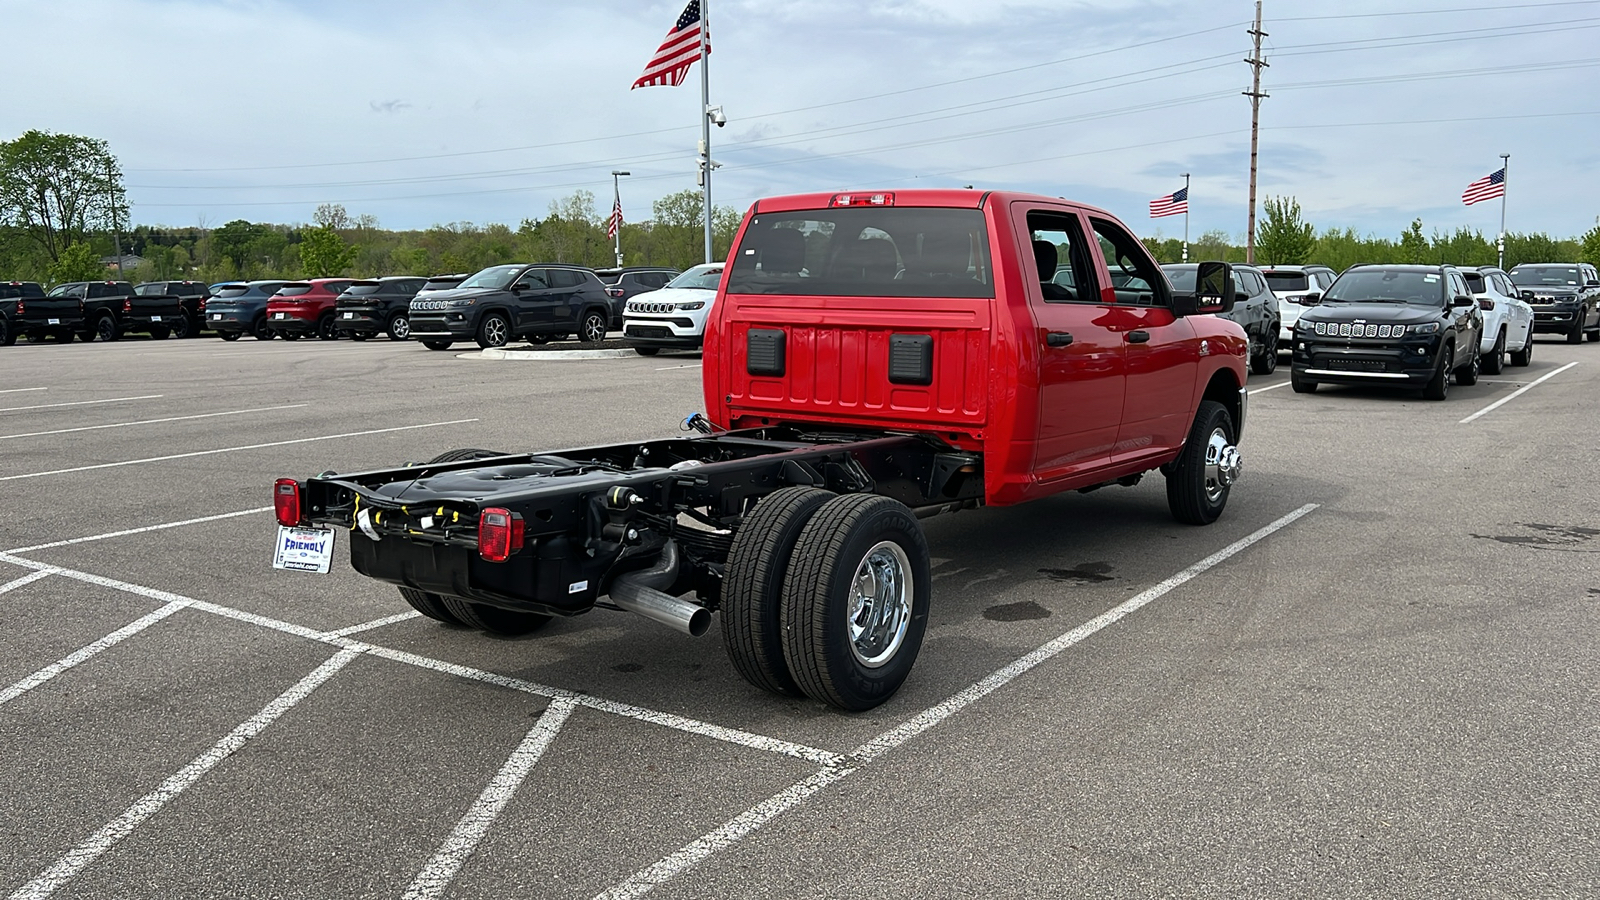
[611, 170, 630, 268]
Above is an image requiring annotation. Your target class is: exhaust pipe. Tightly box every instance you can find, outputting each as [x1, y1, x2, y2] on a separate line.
[608, 541, 711, 637]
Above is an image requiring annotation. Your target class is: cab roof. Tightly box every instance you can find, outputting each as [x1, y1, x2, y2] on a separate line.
[748, 189, 1114, 219]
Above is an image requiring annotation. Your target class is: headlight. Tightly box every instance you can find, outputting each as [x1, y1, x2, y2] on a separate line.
[676, 301, 705, 310]
[449, 298, 476, 307]
[1408, 322, 1440, 335]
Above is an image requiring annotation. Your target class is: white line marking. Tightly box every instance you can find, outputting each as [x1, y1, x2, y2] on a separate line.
[1459, 361, 1579, 424]
[0, 600, 187, 708]
[401, 698, 576, 900]
[0, 419, 479, 482]
[595, 503, 1321, 899]
[0, 569, 55, 595]
[4, 507, 272, 554]
[0, 387, 47, 395]
[654, 363, 703, 371]
[0, 404, 309, 441]
[1248, 380, 1291, 394]
[0, 550, 843, 766]
[326, 611, 423, 637]
[0, 394, 162, 414]
[5, 648, 360, 900]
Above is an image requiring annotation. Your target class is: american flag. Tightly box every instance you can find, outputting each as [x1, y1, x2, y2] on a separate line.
[632, 0, 707, 89]
[1149, 187, 1188, 218]
[1461, 167, 1506, 206]
[607, 193, 624, 240]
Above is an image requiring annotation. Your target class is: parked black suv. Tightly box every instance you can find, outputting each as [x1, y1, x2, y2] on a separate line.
[135, 281, 211, 337]
[205, 280, 290, 341]
[1162, 263, 1282, 374]
[408, 263, 613, 350]
[595, 266, 679, 327]
[1, 281, 48, 345]
[1508, 262, 1600, 344]
[1291, 264, 1484, 400]
[335, 276, 429, 341]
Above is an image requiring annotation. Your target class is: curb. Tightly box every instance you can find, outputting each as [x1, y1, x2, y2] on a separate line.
[463, 346, 642, 361]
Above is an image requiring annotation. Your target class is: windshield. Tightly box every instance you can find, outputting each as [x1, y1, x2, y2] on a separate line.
[1263, 272, 1309, 292]
[1323, 270, 1445, 305]
[665, 265, 724, 290]
[726, 207, 994, 298]
[1509, 265, 1581, 286]
[457, 265, 523, 290]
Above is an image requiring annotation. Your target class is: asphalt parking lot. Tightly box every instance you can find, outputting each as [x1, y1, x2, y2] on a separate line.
[2, 335, 1596, 899]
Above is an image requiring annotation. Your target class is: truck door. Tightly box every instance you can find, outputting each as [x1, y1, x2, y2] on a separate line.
[1015, 206, 1126, 484]
[1086, 216, 1198, 466]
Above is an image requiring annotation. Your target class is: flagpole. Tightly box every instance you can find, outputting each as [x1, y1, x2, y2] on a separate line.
[699, 0, 713, 264]
[1497, 153, 1510, 270]
[1182, 172, 1190, 263]
[611, 169, 629, 268]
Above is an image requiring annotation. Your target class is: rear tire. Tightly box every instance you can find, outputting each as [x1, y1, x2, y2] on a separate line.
[93, 315, 119, 343]
[280, 332, 301, 342]
[721, 487, 834, 697]
[398, 587, 466, 625]
[0, 317, 13, 346]
[170, 315, 191, 339]
[150, 326, 171, 340]
[579, 309, 608, 345]
[427, 448, 506, 463]
[1249, 330, 1278, 375]
[219, 331, 241, 342]
[1509, 331, 1533, 367]
[1481, 329, 1505, 375]
[251, 316, 275, 340]
[781, 494, 930, 711]
[317, 314, 339, 341]
[442, 597, 551, 636]
[634, 346, 660, 356]
[1454, 342, 1480, 386]
[422, 340, 453, 351]
[1164, 400, 1239, 526]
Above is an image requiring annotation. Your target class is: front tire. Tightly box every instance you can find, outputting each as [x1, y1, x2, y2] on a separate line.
[781, 494, 931, 711]
[1481, 328, 1506, 375]
[422, 340, 453, 351]
[579, 309, 608, 345]
[1290, 368, 1317, 393]
[1165, 400, 1240, 526]
[634, 346, 660, 356]
[1423, 342, 1453, 401]
[1249, 330, 1278, 375]
[1567, 317, 1584, 344]
[722, 487, 834, 697]
[476, 312, 509, 349]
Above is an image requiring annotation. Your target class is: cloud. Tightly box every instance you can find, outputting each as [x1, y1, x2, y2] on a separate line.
[369, 100, 412, 115]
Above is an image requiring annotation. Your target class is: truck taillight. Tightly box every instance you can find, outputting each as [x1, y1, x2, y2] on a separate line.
[830, 192, 895, 207]
[478, 507, 524, 562]
[274, 478, 303, 526]
[14, 300, 21, 315]
[122, 299, 132, 313]
[199, 298, 207, 311]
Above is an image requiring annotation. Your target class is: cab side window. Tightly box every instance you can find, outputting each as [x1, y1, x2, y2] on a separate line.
[1089, 218, 1166, 306]
[1025, 211, 1096, 304]
[516, 269, 551, 290]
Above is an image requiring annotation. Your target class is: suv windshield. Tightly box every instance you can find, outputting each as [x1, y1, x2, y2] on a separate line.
[1323, 269, 1445, 305]
[1509, 265, 1581, 286]
[726, 207, 994, 298]
[665, 265, 724, 290]
[458, 265, 522, 290]
[1263, 272, 1309, 292]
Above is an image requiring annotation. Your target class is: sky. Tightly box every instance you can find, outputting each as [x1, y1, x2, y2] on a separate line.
[4, 0, 1597, 242]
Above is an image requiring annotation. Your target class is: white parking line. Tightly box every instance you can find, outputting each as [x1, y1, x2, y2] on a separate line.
[0, 569, 55, 595]
[0, 419, 478, 482]
[0, 394, 163, 414]
[596, 503, 1321, 900]
[0, 387, 48, 394]
[326, 611, 422, 637]
[654, 363, 702, 371]
[1248, 380, 1291, 394]
[7, 648, 360, 900]
[401, 697, 577, 900]
[0, 601, 188, 709]
[0, 404, 309, 441]
[4, 507, 273, 554]
[1459, 361, 1579, 424]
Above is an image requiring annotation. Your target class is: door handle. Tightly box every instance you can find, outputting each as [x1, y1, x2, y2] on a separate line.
[1126, 330, 1150, 343]
[1045, 331, 1073, 347]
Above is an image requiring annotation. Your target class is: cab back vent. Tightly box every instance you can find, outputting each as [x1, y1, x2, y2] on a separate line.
[889, 333, 934, 385]
[747, 328, 786, 376]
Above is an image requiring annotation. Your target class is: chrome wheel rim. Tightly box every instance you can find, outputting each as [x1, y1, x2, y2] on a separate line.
[1202, 426, 1240, 504]
[485, 317, 507, 346]
[583, 315, 605, 343]
[847, 540, 912, 668]
[392, 316, 409, 339]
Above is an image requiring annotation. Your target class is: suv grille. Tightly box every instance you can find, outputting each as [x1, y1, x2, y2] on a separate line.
[629, 301, 678, 314]
[412, 300, 449, 311]
[1314, 322, 1404, 338]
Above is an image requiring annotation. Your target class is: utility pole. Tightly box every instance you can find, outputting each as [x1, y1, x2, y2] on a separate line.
[107, 158, 125, 279]
[1244, 0, 1268, 265]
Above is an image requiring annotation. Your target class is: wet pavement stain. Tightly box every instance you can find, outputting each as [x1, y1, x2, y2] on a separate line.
[1038, 561, 1115, 584]
[612, 663, 644, 673]
[984, 600, 1052, 622]
[1471, 523, 1600, 552]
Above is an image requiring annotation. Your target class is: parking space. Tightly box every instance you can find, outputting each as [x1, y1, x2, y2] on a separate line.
[2, 337, 1596, 898]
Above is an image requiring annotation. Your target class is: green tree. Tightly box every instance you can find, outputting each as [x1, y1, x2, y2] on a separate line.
[1399, 219, 1429, 264]
[1255, 195, 1316, 265]
[211, 220, 266, 273]
[297, 225, 358, 277]
[0, 130, 126, 262]
[46, 241, 105, 283]
[1580, 224, 1600, 267]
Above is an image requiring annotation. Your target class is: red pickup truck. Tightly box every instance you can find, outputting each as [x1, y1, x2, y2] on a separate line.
[275, 189, 1247, 711]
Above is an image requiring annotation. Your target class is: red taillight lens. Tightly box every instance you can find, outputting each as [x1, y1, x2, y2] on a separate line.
[605, 287, 624, 298]
[14, 300, 22, 314]
[199, 298, 207, 312]
[274, 478, 303, 526]
[122, 299, 132, 313]
[477, 507, 524, 562]
[1478, 298, 1494, 311]
[830, 192, 895, 207]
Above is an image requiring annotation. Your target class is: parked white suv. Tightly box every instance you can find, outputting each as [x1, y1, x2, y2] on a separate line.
[1262, 265, 1337, 348]
[1463, 266, 1534, 373]
[622, 263, 725, 355]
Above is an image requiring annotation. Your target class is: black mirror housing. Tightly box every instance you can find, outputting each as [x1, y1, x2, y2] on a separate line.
[1451, 295, 1474, 307]
[1301, 291, 1322, 306]
[1183, 261, 1235, 315]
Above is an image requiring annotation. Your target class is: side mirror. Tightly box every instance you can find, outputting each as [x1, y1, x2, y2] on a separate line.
[1586, 280, 1599, 288]
[1451, 295, 1474, 307]
[1191, 261, 1235, 315]
[1301, 291, 1322, 306]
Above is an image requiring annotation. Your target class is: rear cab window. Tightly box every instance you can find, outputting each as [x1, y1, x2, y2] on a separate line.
[726, 207, 993, 298]
[1264, 271, 1309, 292]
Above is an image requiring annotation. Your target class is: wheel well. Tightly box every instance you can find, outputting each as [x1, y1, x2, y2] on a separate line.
[1201, 369, 1243, 431]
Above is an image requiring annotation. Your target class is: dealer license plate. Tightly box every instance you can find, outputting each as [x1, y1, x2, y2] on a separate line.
[150, 315, 161, 322]
[274, 312, 287, 319]
[342, 312, 355, 319]
[211, 313, 222, 320]
[47, 318, 59, 325]
[272, 525, 336, 574]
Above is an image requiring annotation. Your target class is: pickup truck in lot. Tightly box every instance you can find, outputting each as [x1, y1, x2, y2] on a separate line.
[275, 189, 1248, 711]
[47, 281, 185, 342]
[135, 281, 212, 337]
[2, 281, 49, 344]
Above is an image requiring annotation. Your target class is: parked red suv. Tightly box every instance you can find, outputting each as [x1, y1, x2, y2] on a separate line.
[264, 278, 354, 341]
